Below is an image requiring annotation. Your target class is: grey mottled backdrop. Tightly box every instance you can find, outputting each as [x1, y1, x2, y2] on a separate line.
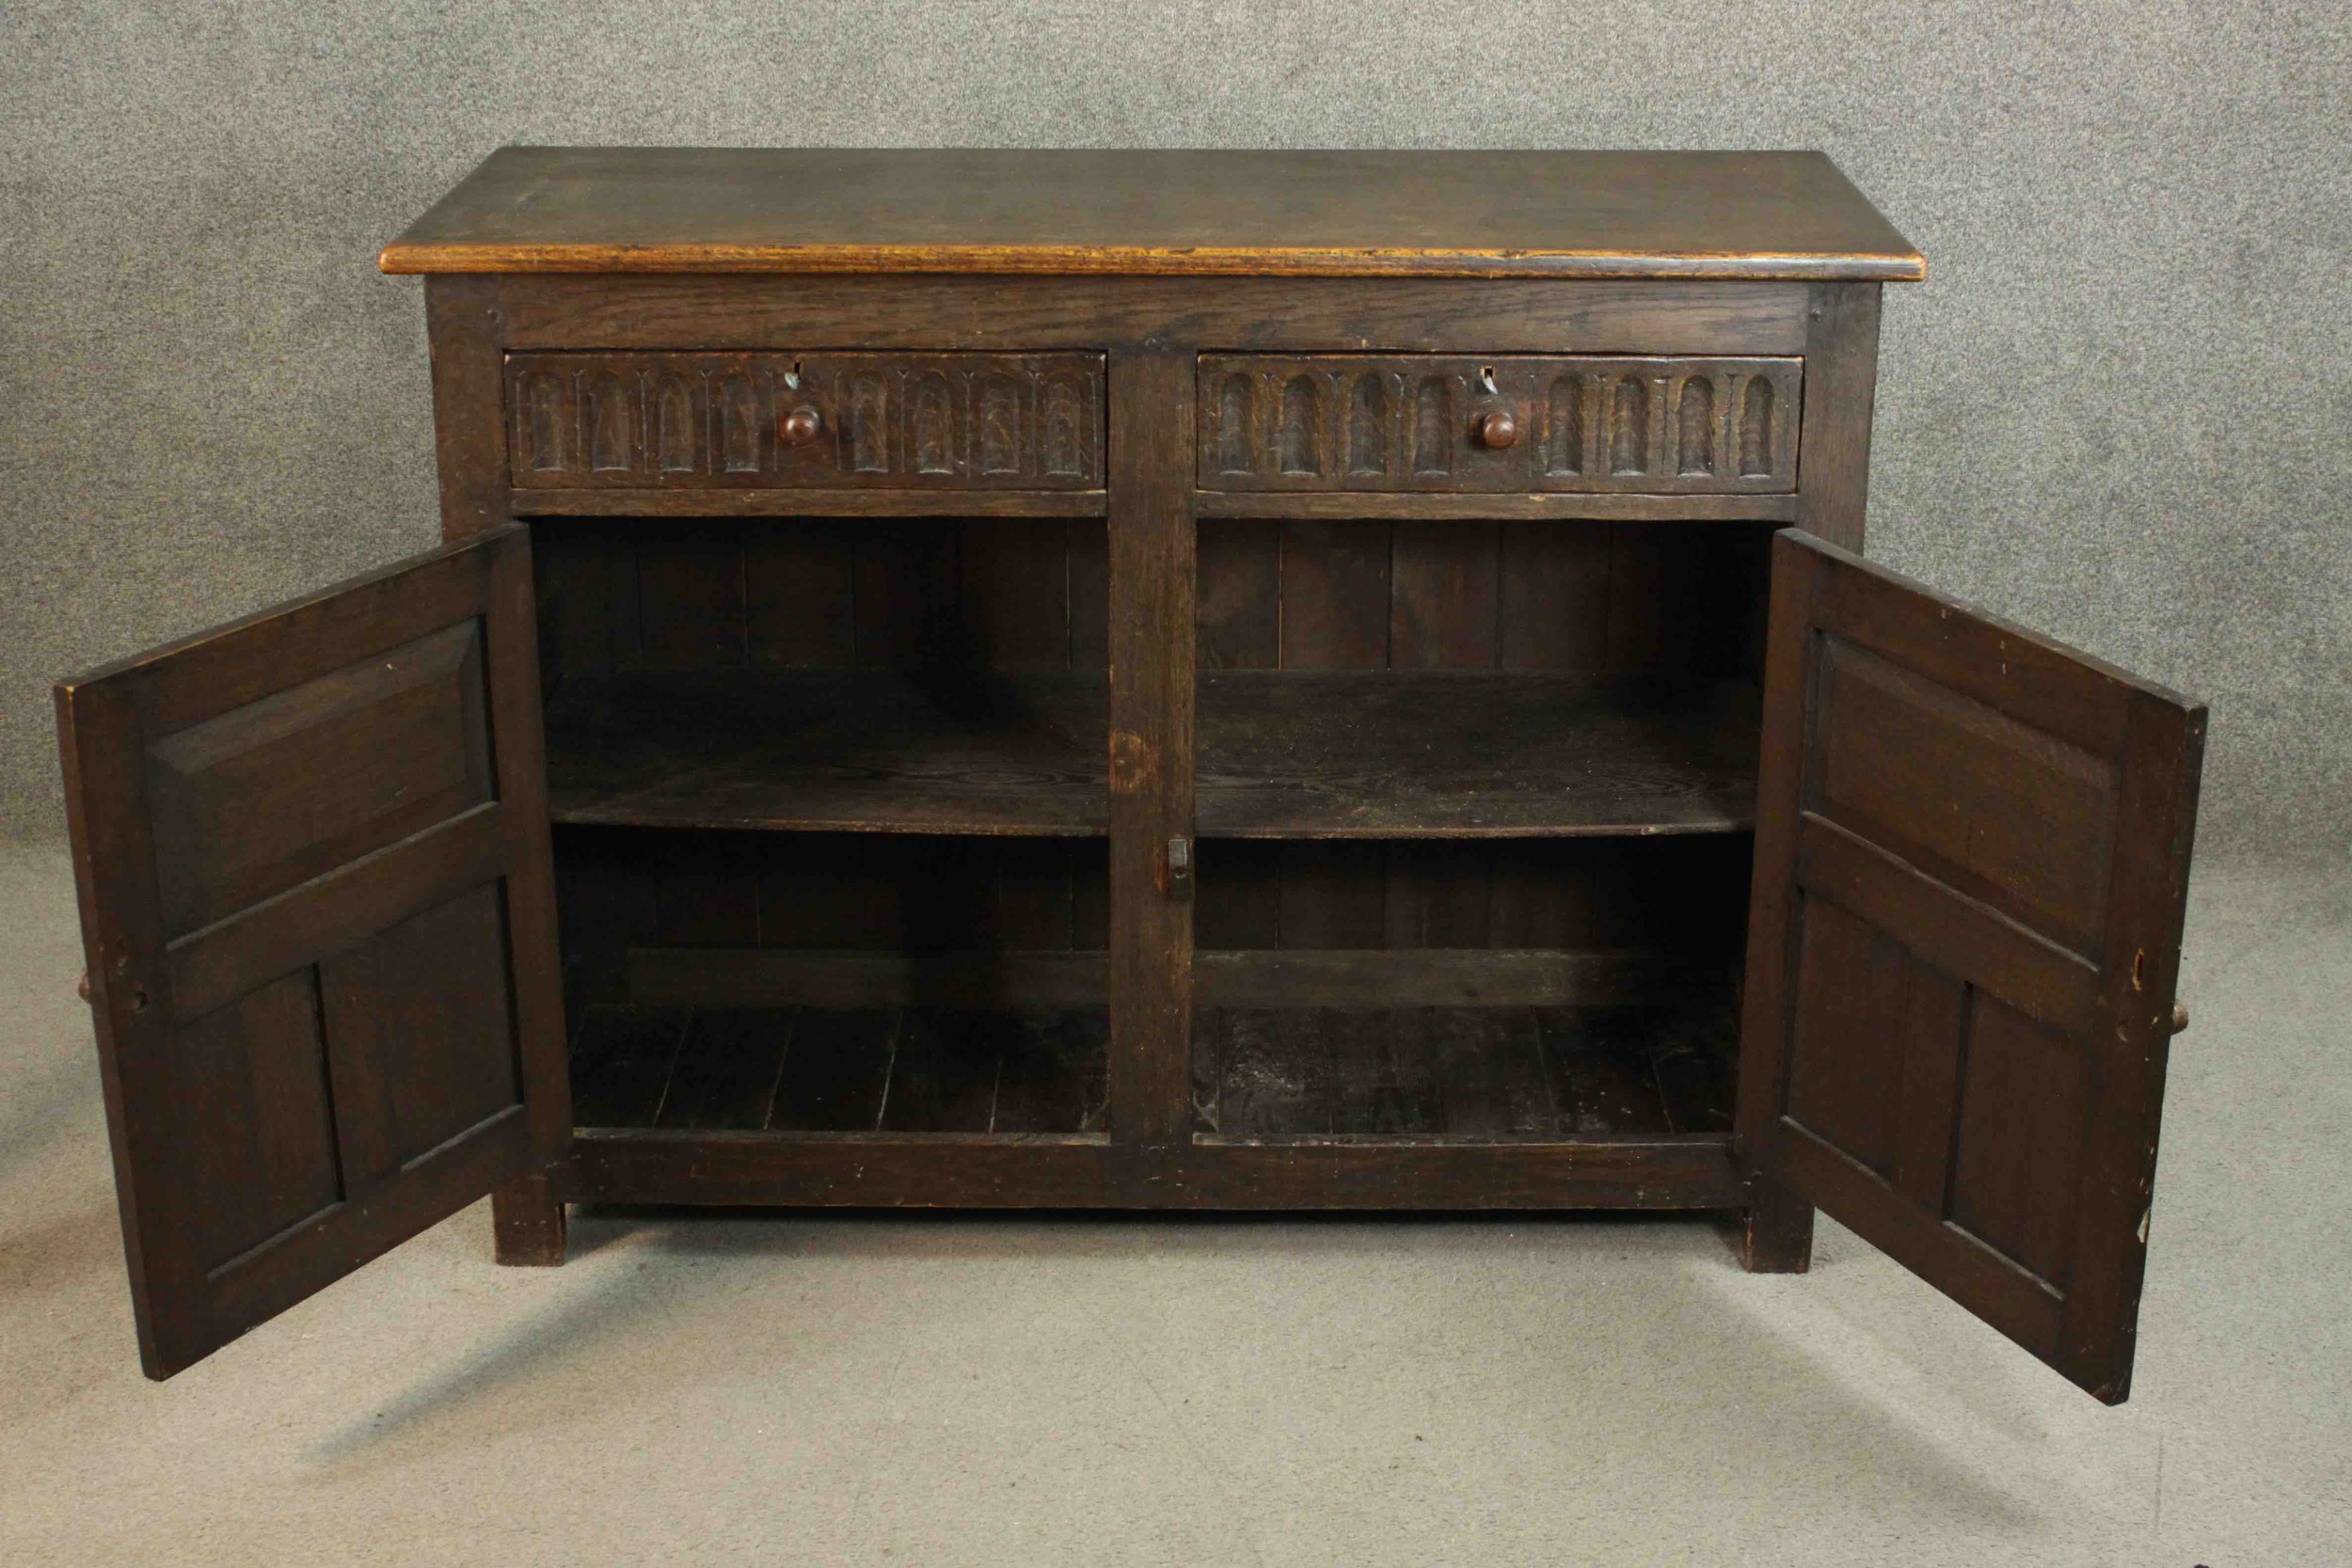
[3, 2, 2345, 852]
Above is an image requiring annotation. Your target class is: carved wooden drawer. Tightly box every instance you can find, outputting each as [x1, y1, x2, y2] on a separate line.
[506, 352, 1104, 489]
[1198, 354, 1802, 494]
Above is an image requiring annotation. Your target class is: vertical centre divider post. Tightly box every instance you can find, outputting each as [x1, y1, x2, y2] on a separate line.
[1105, 345, 1199, 1169]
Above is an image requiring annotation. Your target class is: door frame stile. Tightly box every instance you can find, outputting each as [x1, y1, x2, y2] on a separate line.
[1735, 533, 1828, 1270]
[1739, 277, 1883, 1269]
[2058, 686, 2205, 1397]
[429, 273, 573, 1259]
[56, 678, 202, 1375]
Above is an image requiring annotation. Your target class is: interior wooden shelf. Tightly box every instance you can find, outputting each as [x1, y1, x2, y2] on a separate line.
[546, 671, 1759, 839]
[1197, 672, 1760, 838]
[546, 671, 1109, 836]
[570, 1002, 1111, 1136]
[1194, 1000, 1734, 1142]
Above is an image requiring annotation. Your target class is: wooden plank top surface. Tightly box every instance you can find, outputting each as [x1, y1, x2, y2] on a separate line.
[380, 148, 1923, 280]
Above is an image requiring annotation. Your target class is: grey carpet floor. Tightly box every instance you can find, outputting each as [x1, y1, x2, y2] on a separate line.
[1, 841, 2344, 1565]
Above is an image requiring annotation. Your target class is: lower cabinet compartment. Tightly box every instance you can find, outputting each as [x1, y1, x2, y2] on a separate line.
[1186, 835, 1747, 1146]
[554, 825, 1114, 1141]
[550, 828, 1751, 1209]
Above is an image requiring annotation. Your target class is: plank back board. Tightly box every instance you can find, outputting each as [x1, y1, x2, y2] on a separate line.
[56, 527, 567, 1378]
[1737, 530, 2203, 1402]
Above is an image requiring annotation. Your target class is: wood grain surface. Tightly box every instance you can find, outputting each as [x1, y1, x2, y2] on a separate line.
[383, 148, 1924, 280]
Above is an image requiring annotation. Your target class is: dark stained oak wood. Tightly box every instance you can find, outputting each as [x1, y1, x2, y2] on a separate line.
[765, 1008, 900, 1132]
[1648, 999, 1740, 1135]
[489, 275, 1816, 356]
[1195, 492, 1798, 522]
[83, 147, 2251, 1411]
[1195, 518, 1776, 683]
[565, 1003, 1110, 1137]
[490, 1171, 568, 1266]
[506, 352, 1103, 490]
[529, 516, 1107, 678]
[382, 149, 1924, 280]
[543, 671, 1110, 837]
[1737, 531, 2205, 1402]
[513, 488, 1106, 518]
[875, 1010, 1000, 1133]
[55, 527, 566, 1377]
[1192, 1003, 1731, 1141]
[1792, 283, 1883, 550]
[1532, 1008, 1663, 1137]
[1200, 948, 1695, 1008]
[655, 1009, 797, 1132]
[424, 277, 514, 541]
[1278, 519, 1391, 668]
[1107, 349, 1197, 1149]
[624, 944, 1701, 1012]
[993, 1009, 1114, 1135]
[631, 948, 1107, 1011]
[564, 1132, 1748, 1210]
[567, 1004, 687, 1127]
[1199, 355, 1801, 494]
[54, 148, 2221, 1410]
[542, 669, 1762, 841]
[1738, 1178, 1816, 1274]
[1198, 673, 1762, 838]
[548, 829, 1111, 1010]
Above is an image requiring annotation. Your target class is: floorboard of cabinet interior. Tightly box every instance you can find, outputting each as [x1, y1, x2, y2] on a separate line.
[568, 1002, 1112, 1136]
[545, 671, 1759, 839]
[1190, 1003, 1735, 1142]
[569, 995, 1728, 1145]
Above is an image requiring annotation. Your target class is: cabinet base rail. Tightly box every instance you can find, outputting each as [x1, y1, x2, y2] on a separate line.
[560, 1132, 1749, 1210]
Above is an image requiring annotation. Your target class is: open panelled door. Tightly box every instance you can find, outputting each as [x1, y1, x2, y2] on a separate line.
[56, 526, 567, 1379]
[1739, 531, 2204, 1404]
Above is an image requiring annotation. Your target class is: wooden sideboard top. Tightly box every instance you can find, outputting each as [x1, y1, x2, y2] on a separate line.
[379, 147, 1925, 280]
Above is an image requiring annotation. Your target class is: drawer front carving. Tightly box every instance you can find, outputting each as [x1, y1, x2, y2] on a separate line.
[506, 352, 1104, 489]
[1198, 355, 1801, 494]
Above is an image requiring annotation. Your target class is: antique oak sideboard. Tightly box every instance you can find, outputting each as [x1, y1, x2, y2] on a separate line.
[55, 150, 2204, 1402]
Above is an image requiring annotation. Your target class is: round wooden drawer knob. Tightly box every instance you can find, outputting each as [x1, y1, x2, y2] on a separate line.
[778, 406, 824, 446]
[1477, 409, 1519, 450]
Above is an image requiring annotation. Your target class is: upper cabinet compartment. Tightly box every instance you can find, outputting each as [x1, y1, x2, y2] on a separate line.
[506, 352, 1104, 490]
[1198, 355, 1801, 495]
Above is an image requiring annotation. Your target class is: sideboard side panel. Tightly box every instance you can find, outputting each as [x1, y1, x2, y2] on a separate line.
[425, 276, 515, 543]
[1794, 282, 1883, 552]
